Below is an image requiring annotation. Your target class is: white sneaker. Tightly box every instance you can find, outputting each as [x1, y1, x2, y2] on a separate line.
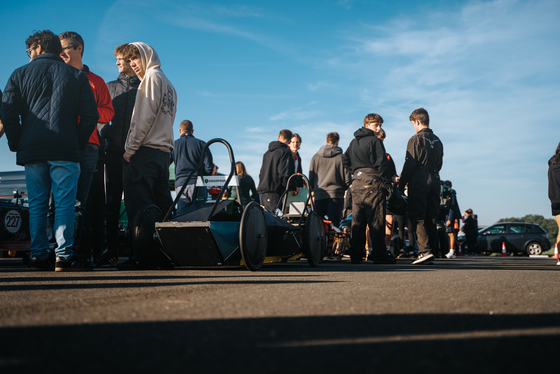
[445, 251, 456, 259]
[412, 253, 434, 265]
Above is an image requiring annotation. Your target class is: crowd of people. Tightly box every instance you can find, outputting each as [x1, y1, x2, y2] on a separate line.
[5, 30, 555, 272]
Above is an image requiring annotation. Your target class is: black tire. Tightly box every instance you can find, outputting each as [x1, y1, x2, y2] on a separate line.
[132, 204, 173, 269]
[239, 202, 268, 271]
[303, 212, 326, 267]
[526, 241, 543, 256]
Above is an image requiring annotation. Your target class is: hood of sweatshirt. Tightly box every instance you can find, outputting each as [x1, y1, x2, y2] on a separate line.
[268, 140, 288, 152]
[316, 144, 343, 158]
[353, 126, 377, 140]
[131, 42, 161, 81]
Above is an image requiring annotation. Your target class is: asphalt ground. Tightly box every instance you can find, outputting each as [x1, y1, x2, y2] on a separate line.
[1, 256, 559, 373]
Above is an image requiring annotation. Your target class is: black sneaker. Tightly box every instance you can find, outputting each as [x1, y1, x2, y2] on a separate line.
[350, 258, 364, 264]
[95, 249, 119, 267]
[412, 253, 434, 265]
[28, 256, 53, 271]
[55, 256, 93, 272]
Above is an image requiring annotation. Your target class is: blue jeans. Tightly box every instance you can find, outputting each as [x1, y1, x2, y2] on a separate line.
[25, 161, 80, 260]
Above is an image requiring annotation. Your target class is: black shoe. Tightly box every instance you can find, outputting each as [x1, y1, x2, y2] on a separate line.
[28, 256, 53, 271]
[350, 258, 363, 264]
[95, 249, 119, 267]
[116, 258, 141, 270]
[55, 256, 93, 272]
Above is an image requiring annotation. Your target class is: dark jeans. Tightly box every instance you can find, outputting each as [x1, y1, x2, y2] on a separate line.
[81, 159, 106, 257]
[74, 143, 99, 248]
[408, 178, 440, 256]
[259, 192, 279, 213]
[105, 149, 124, 252]
[123, 146, 173, 226]
[314, 197, 344, 228]
[350, 177, 387, 261]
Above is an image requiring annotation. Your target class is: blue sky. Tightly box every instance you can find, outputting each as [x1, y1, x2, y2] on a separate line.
[0, 0, 558, 225]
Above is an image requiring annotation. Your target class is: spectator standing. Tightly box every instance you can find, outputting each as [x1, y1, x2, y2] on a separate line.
[58, 31, 114, 266]
[289, 133, 304, 188]
[444, 180, 461, 258]
[462, 209, 478, 255]
[172, 120, 213, 213]
[343, 113, 395, 264]
[96, 44, 141, 266]
[308, 132, 350, 227]
[235, 161, 259, 206]
[548, 142, 560, 265]
[257, 129, 295, 212]
[121, 42, 176, 268]
[373, 128, 399, 253]
[399, 108, 443, 265]
[1, 30, 98, 271]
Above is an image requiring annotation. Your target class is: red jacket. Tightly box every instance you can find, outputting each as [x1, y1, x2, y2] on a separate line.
[84, 66, 114, 146]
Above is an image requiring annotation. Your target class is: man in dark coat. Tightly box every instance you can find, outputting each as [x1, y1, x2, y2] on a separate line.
[1, 30, 98, 271]
[399, 108, 444, 265]
[96, 44, 141, 266]
[343, 113, 395, 264]
[172, 119, 213, 213]
[257, 129, 295, 212]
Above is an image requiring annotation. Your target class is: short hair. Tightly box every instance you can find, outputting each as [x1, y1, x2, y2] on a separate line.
[376, 128, 386, 140]
[326, 132, 339, 144]
[291, 133, 302, 143]
[58, 31, 84, 57]
[114, 44, 128, 57]
[409, 108, 430, 127]
[179, 120, 193, 133]
[26, 30, 62, 55]
[278, 129, 293, 142]
[122, 44, 140, 61]
[236, 162, 247, 179]
[364, 113, 384, 126]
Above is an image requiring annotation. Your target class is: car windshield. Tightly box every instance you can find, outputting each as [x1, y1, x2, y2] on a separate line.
[483, 225, 505, 235]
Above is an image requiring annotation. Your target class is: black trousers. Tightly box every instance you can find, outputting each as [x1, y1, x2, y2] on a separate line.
[314, 197, 344, 228]
[350, 177, 387, 261]
[81, 159, 106, 257]
[123, 147, 173, 226]
[105, 149, 124, 252]
[408, 178, 440, 256]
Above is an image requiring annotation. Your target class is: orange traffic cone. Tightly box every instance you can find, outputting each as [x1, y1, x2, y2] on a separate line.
[553, 244, 559, 259]
[501, 242, 507, 257]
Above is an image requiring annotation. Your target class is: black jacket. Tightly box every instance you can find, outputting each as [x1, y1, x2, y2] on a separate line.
[399, 128, 443, 189]
[172, 133, 213, 187]
[1, 53, 98, 165]
[343, 127, 392, 188]
[549, 163, 560, 203]
[104, 73, 140, 152]
[257, 141, 295, 195]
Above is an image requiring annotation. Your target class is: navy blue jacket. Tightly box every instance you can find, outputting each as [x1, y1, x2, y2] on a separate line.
[104, 73, 140, 152]
[1, 53, 98, 165]
[172, 133, 213, 187]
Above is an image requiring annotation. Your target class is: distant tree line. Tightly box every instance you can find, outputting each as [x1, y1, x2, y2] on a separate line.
[497, 214, 557, 241]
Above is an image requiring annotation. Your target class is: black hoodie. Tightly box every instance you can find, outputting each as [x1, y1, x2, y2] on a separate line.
[257, 141, 295, 195]
[104, 73, 141, 152]
[343, 127, 392, 188]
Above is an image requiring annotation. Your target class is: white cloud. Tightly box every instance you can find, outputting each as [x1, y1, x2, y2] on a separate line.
[270, 101, 322, 121]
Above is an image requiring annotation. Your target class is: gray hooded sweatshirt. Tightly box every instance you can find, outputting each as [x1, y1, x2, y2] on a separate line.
[125, 42, 177, 155]
[308, 144, 351, 200]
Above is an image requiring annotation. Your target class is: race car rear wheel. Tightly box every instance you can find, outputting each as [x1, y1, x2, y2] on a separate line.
[240, 202, 268, 271]
[132, 204, 173, 269]
[303, 211, 326, 267]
